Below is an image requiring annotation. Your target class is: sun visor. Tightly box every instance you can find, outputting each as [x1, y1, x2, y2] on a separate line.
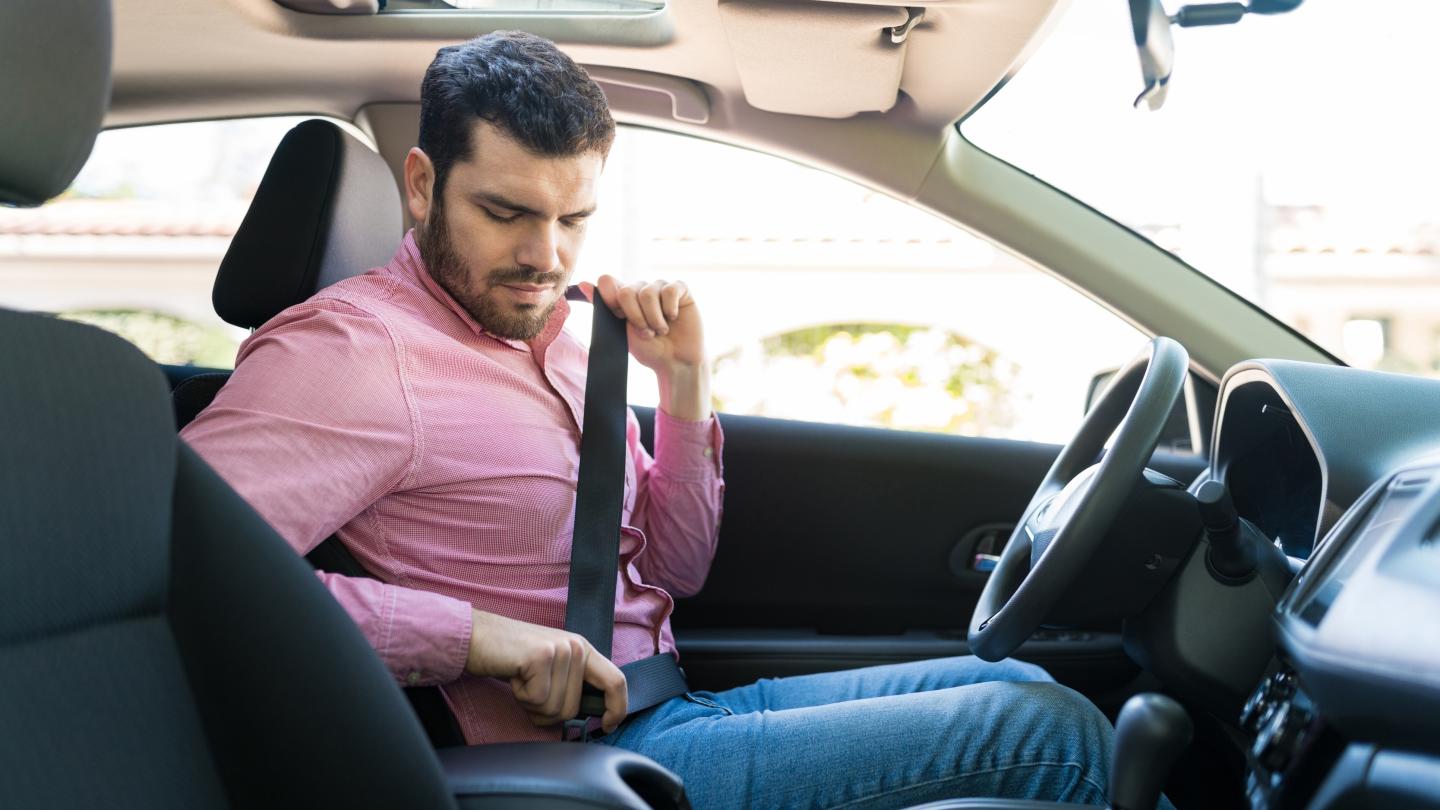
[718, 0, 912, 119]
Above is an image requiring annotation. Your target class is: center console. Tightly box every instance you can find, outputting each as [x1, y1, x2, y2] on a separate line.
[1240, 464, 1440, 810]
[1239, 665, 1337, 809]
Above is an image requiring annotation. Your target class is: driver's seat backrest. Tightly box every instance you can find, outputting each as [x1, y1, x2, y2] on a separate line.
[171, 117, 403, 429]
[0, 310, 460, 810]
[0, 2, 456, 803]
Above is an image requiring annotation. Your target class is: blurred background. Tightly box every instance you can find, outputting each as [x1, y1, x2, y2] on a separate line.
[3, 0, 1432, 447]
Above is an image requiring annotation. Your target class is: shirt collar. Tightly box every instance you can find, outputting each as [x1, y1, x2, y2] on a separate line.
[394, 228, 571, 353]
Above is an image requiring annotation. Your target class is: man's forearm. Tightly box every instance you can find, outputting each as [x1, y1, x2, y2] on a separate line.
[656, 361, 711, 421]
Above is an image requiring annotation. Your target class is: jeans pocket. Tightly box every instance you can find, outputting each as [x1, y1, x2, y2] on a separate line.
[681, 692, 734, 716]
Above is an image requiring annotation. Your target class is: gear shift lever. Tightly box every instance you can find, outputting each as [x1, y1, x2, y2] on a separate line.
[1109, 693, 1193, 810]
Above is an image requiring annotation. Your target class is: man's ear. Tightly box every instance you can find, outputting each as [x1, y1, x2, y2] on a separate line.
[404, 147, 436, 226]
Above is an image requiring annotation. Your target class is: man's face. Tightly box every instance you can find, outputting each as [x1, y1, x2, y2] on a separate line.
[413, 120, 603, 340]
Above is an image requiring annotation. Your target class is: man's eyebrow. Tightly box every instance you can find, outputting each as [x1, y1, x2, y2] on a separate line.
[473, 192, 540, 216]
[472, 192, 595, 219]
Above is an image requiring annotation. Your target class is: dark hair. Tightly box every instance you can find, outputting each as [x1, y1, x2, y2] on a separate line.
[418, 31, 615, 199]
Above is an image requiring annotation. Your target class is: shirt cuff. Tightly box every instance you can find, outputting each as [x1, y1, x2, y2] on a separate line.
[381, 586, 474, 687]
[652, 410, 723, 482]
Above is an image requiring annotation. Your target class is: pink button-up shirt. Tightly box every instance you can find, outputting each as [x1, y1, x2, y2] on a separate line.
[181, 230, 724, 744]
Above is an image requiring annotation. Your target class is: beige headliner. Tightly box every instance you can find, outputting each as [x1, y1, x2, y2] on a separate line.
[105, 0, 1334, 376]
[110, 0, 1059, 199]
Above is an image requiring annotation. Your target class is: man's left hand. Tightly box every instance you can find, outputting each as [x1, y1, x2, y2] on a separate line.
[589, 275, 706, 372]
[586, 275, 711, 421]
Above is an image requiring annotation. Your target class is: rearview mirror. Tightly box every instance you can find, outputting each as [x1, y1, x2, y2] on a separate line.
[1129, 0, 1310, 111]
[1129, 0, 1174, 110]
[1087, 367, 1214, 455]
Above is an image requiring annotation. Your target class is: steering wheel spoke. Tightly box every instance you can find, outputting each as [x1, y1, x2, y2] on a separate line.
[967, 337, 1189, 662]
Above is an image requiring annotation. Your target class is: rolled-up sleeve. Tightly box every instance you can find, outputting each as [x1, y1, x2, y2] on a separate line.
[629, 408, 725, 597]
[316, 571, 473, 686]
[182, 300, 473, 686]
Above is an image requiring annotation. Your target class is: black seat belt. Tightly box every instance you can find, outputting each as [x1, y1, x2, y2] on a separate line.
[562, 286, 688, 741]
[304, 287, 689, 746]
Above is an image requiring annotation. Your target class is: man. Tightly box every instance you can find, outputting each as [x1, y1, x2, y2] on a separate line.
[184, 31, 1123, 809]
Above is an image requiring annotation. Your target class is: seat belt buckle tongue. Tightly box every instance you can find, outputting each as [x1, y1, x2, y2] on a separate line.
[562, 718, 592, 743]
[579, 689, 608, 718]
[564, 688, 608, 742]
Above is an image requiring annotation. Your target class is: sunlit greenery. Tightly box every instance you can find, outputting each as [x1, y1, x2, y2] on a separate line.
[60, 310, 238, 368]
[713, 323, 1020, 435]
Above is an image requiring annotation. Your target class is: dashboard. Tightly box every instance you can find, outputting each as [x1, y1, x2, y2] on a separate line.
[1213, 361, 1440, 561]
[1207, 360, 1440, 810]
[1216, 381, 1323, 558]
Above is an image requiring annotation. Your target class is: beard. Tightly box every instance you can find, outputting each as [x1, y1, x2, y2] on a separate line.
[416, 199, 565, 341]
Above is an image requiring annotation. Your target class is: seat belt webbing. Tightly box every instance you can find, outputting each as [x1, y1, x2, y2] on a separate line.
[562, 286, 688, 730]
[562, 284, 628, 657]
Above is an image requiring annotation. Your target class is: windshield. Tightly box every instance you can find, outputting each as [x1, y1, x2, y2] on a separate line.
[963, 1, 1440, 377]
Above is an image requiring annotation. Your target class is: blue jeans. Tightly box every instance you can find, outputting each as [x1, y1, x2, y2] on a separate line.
[596, 656, 1162, 810]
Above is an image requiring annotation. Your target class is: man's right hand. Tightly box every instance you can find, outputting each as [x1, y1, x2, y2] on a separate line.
[465, 609, 628, 733]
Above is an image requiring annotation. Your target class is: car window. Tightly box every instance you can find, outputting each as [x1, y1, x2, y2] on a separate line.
[962, 0, 1440, 378]
[0, 116, 323, 369]
[3, 117, 1147, 444]
[576, 127, 1146, 445]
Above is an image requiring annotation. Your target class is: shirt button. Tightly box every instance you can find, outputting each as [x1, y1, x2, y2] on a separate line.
[407, 671, 421, 686]
[702, 447, 714, 458]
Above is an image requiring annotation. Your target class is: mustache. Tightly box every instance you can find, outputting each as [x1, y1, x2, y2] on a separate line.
[489, 268, 566, 287]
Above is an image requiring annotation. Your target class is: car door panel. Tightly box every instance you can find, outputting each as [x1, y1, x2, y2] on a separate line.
[631, 408, 1207, 696]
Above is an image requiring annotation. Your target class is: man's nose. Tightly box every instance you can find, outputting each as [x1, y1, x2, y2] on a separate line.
[515, 220, 562, 275]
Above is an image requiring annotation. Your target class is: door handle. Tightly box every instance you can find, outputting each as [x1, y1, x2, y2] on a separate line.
[970, 553, 1001, 573]
[949, 523, 1014, 579]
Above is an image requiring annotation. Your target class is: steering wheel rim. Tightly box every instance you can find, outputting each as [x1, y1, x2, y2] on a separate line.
[967, 337, 1189, 662]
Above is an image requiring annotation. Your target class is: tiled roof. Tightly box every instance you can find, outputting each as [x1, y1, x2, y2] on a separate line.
[8, 199, 1440, 257]
[0, 200, 246, 238]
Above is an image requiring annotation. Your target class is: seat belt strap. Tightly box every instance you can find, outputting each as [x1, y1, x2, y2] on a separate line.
[618, 652, 689, 713]
[562, 285, 628, 657]
[562, 286, 688, 734]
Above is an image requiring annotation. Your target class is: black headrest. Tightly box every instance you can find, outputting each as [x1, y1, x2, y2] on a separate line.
[213, 120, 403, 329]
[0, 0, 113, 207]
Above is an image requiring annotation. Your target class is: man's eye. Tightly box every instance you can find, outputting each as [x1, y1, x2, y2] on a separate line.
[482, 208, 519, 224]
[561, 218, 586, 230]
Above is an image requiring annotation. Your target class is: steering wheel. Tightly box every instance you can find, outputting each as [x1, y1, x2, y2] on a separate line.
[967, 337, 1189, 662]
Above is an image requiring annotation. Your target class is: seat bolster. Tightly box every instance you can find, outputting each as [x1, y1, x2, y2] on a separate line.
[168, 442, 456, 810]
